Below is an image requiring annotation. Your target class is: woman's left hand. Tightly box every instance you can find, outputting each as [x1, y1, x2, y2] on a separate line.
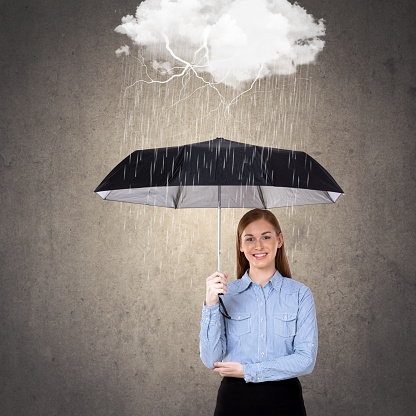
[212, 361, 244, 378]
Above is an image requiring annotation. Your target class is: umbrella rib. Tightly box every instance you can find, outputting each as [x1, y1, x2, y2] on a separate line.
[324, 190, 337, 203]
[174, 185, 183, 209]
[257, 186, 267, 209]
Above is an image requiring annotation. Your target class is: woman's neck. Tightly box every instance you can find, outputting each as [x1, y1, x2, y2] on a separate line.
[248, 267, 277, 288]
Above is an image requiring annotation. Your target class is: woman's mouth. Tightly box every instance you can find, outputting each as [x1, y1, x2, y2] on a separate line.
[253, 253, 268, 259]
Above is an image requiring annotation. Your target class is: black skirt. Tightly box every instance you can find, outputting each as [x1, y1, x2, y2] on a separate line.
[214, 377, 307, 416]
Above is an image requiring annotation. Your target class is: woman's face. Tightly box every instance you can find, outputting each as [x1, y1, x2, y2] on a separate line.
[240, 218, 283, 273]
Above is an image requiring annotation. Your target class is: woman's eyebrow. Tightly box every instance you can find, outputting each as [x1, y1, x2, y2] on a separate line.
[243, 231, 272, 237]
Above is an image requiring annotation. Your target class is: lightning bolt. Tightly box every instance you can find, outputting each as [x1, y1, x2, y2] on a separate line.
[122, 31, 265, 117]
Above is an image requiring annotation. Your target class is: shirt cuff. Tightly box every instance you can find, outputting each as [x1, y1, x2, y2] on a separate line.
[201, 302, 221, 325]
[243, 363, 263, 383]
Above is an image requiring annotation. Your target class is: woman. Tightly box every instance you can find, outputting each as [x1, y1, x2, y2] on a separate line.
[199, 209, 318, 416]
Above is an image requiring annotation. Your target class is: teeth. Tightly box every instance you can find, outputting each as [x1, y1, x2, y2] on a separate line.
[254, 254, 267, 258]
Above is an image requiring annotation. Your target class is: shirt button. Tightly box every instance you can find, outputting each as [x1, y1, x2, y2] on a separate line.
[261, 317, 263, 322]
[238, 316, 240, 320]
[284, 315, 287, 320]
[260, 302, 263, 306]
[257, 378, 260, 381]
[261, 352, 264, 357]
[260, 334, 264, 338]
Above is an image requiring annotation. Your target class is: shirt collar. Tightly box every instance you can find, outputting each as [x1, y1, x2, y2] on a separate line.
[269, 269, 285, 292]
[236, 271, 252, 293]
[236, 269, 285, 293]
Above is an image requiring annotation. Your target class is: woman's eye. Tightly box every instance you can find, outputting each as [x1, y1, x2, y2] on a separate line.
[246, 238, 254, 242]
[263, 236, 270, 240]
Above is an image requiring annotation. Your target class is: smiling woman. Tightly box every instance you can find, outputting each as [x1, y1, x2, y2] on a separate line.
[200, 209, 318, 416]
[239, 220, 282, 283]
[236, 209, 292, 282]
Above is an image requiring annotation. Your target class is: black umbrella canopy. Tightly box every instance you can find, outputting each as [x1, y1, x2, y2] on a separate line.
[95, 138, 343, 208]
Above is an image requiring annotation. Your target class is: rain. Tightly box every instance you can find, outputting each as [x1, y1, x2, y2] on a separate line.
[111, 0, 326, 282]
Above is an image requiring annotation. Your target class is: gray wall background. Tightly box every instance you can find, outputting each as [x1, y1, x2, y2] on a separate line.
[1, 0, 415, 415]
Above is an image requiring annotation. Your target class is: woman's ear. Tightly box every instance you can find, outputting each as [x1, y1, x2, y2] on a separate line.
[277, 232, 284, 248]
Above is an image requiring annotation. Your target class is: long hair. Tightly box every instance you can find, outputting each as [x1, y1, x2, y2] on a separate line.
[236, 209, 292, 280]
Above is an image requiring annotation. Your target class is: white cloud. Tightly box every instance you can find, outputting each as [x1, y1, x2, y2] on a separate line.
[115, 0, 325, 88]
[115, 45, 130, 56]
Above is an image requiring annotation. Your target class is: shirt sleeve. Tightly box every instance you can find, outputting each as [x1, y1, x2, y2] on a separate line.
[243, 287, 318, 383]
[199, 302, 226, 369]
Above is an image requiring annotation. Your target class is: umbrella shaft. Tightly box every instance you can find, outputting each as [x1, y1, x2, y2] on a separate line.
[218, 185, 221, 272]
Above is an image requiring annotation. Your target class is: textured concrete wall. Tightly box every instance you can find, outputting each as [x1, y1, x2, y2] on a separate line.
[1, 0, 415, 415]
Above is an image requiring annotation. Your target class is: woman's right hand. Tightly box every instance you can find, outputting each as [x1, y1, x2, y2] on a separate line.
[205, 272, 228, 306]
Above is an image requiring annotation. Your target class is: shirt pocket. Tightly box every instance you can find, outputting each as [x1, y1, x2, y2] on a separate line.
[227, 313, 251, 336]
[274, 313, 297, 337]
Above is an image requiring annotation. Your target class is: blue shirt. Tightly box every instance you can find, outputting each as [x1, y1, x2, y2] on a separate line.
[199, 269, 318, 383]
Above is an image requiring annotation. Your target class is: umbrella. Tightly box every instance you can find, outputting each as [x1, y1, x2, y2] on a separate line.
[95, 137, 343, 271]
[95, 137, 343, 318]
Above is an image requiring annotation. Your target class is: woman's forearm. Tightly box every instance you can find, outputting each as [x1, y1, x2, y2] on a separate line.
[199, 303, 226, 368]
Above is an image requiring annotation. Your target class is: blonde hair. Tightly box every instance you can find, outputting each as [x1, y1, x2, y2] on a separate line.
[236, 209, 292, 280]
